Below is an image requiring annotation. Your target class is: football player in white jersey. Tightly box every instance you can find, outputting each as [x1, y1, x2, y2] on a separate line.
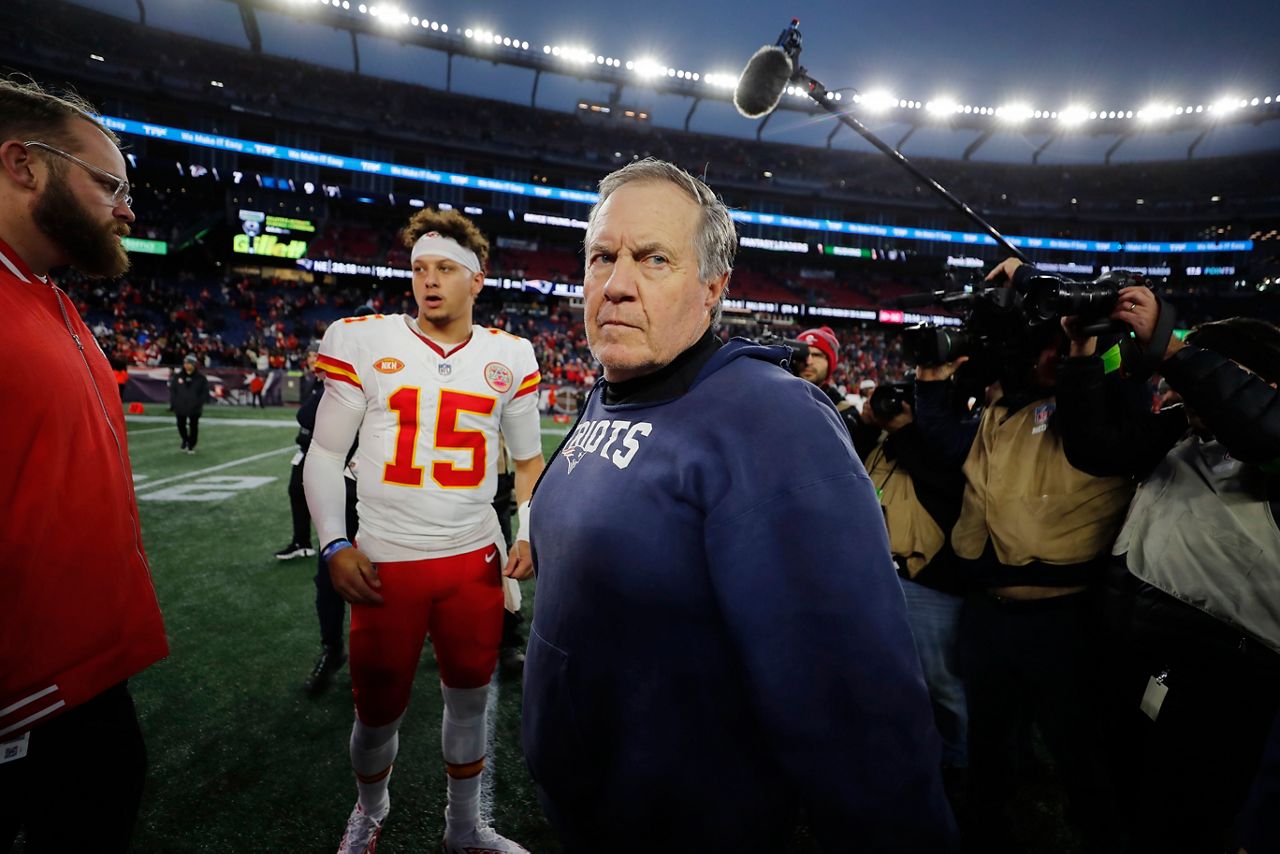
[304, 209, 543, 854]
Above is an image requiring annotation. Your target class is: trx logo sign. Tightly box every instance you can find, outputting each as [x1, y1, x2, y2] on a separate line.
[374, 357, 405, 374]
[561, 419, 653, 472]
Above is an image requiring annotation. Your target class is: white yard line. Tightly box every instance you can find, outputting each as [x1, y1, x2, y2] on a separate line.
[126, 413, 569, 435]
[126, 426, 178, 436]
[133, 447, 297, 492]
[126, 415, 297, 428]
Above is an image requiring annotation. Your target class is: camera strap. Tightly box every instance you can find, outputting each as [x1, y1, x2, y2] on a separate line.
[1141, 295, 1179, 378]
[1118, 295, 1179, 380]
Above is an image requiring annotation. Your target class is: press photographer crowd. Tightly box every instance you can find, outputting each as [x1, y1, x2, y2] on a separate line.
[781, 258, 1280, 853]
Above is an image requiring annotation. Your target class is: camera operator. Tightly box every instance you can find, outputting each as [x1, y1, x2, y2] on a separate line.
[913, 258, 1139, 851]
[1054, 281, 1280, 853]
[797, 326, 881, 459]
[863, 382, 971, 789]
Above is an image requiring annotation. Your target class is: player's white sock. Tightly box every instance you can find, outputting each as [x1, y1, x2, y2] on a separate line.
[350, 715, 401, 818]
[441, 682, 488, 836]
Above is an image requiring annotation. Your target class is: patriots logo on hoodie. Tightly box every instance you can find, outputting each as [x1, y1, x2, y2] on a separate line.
[562, 443, 588, 474]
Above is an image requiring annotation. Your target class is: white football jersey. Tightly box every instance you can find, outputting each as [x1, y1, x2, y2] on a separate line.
[316, 314, 540, 561]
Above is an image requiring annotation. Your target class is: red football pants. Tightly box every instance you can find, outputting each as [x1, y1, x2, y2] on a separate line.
[350, 544, 503, 727]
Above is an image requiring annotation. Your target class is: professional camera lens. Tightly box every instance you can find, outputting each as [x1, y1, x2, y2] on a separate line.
[1020, 271, 1132, 323]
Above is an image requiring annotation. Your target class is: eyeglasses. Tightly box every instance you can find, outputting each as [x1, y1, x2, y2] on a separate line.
[23, 140, 133, 208]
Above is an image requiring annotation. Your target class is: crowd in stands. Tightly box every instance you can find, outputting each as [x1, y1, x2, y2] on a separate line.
[64, 259, 911, 397]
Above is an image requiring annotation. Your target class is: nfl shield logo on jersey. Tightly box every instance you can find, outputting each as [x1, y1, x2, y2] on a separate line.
[438, 362, 452, 377]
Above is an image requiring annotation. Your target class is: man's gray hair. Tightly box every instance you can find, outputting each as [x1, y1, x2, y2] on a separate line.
[587, 158, 737, 326]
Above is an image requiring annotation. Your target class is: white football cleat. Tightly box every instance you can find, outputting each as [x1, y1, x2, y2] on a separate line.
[337, 802, 387, 854]
[442, 824, 529, 854]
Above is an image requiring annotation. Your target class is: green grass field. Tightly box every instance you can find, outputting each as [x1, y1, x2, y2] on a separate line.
[105, 404, 570, 853]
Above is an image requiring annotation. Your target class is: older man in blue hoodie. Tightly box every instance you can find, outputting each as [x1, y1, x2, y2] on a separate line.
[524, 158, 956, 853]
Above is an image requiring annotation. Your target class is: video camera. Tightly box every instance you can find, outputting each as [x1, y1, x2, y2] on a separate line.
[899, 268, 1148, 370]
[1020, 269, 1145, 327]
[756, 328, 811, 376]
[869, 380, 914, 422]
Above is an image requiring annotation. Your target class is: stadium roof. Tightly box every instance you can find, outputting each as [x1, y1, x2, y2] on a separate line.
[68, 0, 1280, 163]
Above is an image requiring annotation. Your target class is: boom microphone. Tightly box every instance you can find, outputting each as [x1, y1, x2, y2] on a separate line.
[733, 46, 795, 119]
[732, 19, 1030, 264]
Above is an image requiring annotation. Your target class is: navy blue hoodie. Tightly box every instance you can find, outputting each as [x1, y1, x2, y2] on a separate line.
[525, 339, 956, 852]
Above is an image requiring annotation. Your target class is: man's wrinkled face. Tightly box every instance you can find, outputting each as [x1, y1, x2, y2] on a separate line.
[583, 181, 725, 382]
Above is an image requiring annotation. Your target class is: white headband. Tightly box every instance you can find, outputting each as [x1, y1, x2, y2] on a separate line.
[410, 232, 481, 274]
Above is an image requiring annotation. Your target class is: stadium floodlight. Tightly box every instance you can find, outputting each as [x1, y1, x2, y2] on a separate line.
[559, 46, 593, 63]
[1210, 96, 1239, 114]
[1059, 106, 1090, 125]
[701, 72, 742, 89]
[996, 103, 1032, 123]
[357, 3, 367, 13]
[464, 28, 473, 38]
[1139, 103, 1175, 121]
[632, 58, 664, 79]
[860, 90, 896, 113]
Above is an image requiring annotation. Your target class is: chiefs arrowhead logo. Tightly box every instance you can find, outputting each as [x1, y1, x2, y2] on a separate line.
[484, 362, 514, 393]
[374, 357, 405, 374]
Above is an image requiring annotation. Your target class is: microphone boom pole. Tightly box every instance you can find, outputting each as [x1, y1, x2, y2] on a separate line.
[800, 73, 1029, 264]
[734, 21, 1028, 265]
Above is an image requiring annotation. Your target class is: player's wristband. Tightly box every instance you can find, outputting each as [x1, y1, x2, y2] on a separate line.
[321, 538, 353, 562]
[516, 501, 531, 542]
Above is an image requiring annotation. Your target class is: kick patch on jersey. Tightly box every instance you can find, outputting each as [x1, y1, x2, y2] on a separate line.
[373, 357, 406, 374]
[484, 362, 514, 393]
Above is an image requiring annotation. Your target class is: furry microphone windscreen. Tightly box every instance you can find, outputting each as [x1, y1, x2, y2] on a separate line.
[733, 46, 794, 119]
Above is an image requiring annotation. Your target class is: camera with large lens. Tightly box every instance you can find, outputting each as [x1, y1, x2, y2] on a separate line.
[1019, 269, 1143, 327]
[898, 280, 1023, 369]
[901, 326, 974, 366]
[870, 380, 914, 422]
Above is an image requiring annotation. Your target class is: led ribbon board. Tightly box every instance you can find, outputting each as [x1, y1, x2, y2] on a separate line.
[101, 116, 1253, 257]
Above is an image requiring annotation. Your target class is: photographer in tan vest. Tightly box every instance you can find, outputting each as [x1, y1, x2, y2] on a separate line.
[914, 257, 1141, 852]
[862, 379, 971, 807]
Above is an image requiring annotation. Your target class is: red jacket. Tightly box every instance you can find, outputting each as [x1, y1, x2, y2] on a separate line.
[0, 238, 168, 739]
